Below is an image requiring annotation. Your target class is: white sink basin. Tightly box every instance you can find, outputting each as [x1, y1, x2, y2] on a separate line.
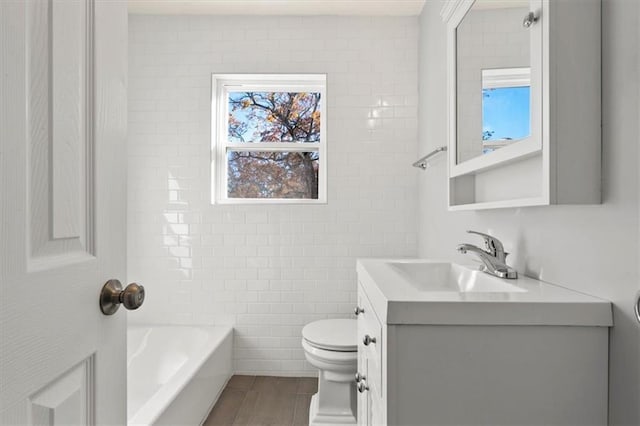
[387, 261, 527, 293]
[356, 258, 613, 326]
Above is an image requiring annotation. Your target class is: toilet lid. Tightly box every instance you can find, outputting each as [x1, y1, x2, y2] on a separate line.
[302, 319, 357, 352]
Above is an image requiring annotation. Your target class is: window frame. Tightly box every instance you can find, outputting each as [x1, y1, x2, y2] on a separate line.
[211, 74, 327, 205]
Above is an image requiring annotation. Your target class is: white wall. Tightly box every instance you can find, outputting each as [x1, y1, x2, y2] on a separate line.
[127, 15, 419, 375]
[418, 0, 640, 424]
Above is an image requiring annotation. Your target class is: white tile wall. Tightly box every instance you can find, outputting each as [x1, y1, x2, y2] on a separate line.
[127, 15, 419, 375]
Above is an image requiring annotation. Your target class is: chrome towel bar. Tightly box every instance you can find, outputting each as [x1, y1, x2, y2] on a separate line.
[412, 146, 447, 170]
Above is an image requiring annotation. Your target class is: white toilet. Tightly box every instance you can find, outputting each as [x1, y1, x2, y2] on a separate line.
[302, 319, 357, 426]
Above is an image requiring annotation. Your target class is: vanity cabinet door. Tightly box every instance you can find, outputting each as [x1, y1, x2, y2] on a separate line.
[357, 285, 385, 425]
[357, 289, 383, 391]
[356, 356, 370, 426]
[368, 381, 384, 426]
[356, 290, 370, 426]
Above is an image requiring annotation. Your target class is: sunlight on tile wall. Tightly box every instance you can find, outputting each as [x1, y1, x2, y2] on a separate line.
[128, 15, 419, 375]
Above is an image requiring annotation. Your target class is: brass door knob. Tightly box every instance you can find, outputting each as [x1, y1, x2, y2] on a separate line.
[100, 279, 145, 315]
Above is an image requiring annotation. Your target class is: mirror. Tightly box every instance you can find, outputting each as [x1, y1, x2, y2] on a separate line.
[455, 0, 531, 165]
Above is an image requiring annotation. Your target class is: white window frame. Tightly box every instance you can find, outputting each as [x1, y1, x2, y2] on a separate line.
[481, 67, 531, 90]
[211, 73, 327, 205]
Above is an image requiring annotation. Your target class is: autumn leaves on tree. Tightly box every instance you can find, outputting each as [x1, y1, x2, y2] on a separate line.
[227, 92, 321, 199]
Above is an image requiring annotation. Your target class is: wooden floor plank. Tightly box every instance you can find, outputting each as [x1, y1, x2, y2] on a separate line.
[203, 388, 247, 426]
[232, 390, 259, 426]
[296, 378, 318, 395]
[292, 394, 312, 426]
[207, 375, 312, 426]
[252, 376, 299, 394]
[248, 390, 297, 426]
[227, 375, 256, 391]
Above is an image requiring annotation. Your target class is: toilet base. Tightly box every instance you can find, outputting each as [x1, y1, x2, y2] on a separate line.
[309, 393, 357, 426]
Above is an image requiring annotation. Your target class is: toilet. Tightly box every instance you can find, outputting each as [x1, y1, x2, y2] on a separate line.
[302, 319, 357, 426]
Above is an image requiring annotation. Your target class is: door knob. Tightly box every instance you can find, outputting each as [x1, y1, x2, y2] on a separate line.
[100, 279, 145, 315]
[634, 291, 640, 324]
[357, 381, 369, 393]
[523, 11, 539, 28]
[363, 335, 376, 346]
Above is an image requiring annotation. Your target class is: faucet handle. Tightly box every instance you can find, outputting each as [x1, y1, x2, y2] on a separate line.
[466, 230, 506, 258]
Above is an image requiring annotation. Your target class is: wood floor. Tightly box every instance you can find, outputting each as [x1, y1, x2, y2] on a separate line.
[204, 375, 318, 426]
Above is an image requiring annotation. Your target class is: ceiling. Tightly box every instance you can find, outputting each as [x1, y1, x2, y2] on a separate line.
[128, 0, 427, 16]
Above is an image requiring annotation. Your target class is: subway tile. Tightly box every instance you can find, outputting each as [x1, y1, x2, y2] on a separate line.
[128, 14, 418, 376]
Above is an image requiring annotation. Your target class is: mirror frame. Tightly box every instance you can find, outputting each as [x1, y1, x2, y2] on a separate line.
[442, 0, 543, 178]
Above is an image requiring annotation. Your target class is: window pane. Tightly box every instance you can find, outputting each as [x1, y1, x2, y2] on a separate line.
[228, 92, 321, 143]
[227, 151, 319, 199]
[482, 86, 531, 144]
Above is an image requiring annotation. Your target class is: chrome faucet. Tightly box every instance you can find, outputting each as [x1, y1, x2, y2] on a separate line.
[457, 231, 518, 279]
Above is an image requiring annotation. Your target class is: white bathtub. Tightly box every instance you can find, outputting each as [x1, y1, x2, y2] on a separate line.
[127, 325, 233, 426]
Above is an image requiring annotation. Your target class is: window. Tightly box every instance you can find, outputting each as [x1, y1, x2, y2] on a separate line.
[480, 67, 531, 154]
[211, 74, 327, 204]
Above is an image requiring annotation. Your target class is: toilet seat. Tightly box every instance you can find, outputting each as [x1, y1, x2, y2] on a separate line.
[302, 319, 357, 352]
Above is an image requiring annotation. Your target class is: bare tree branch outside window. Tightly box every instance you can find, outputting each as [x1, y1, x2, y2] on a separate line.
[227, 92, 321, 199]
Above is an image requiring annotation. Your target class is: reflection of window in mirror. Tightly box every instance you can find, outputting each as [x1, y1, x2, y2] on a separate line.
[455, 0, 531, 165]
[481, 67, 531, 154]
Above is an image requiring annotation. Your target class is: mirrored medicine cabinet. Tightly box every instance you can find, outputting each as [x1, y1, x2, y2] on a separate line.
[441, 0, 602, 210]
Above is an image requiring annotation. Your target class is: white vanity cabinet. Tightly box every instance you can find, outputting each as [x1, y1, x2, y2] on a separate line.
[443, 0, 602, 210]
[356, 288, 384, 426]
[355, 259, 612, 426]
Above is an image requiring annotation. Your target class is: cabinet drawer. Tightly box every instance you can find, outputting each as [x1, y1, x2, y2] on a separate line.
[357, 286, 382, 393]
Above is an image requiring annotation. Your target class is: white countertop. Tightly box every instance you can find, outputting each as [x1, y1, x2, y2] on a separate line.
[357, 258, 613, 326]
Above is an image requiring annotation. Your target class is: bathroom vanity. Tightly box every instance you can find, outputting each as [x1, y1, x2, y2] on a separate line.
[355, 259, 612, 426]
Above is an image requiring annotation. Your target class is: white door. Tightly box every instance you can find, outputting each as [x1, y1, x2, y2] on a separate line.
[1, 0, 128, 425]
